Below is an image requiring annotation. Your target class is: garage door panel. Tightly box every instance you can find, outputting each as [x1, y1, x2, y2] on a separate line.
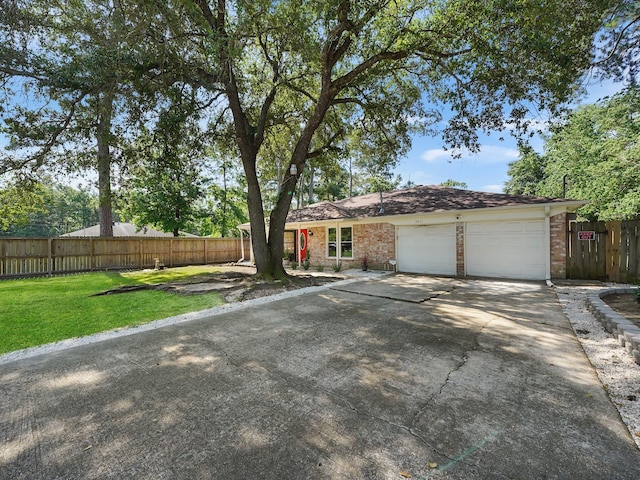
[398, 225, 456, 275]
[466, 220, 546, 280]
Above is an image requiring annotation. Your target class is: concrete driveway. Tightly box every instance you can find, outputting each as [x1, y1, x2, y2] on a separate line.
[1, 275, 639, 479]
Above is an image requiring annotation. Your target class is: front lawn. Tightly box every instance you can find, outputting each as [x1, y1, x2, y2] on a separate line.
[0, 266, 225, 355]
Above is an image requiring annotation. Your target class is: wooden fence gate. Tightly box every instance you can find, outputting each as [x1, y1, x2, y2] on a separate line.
[567, 220, 640, 283]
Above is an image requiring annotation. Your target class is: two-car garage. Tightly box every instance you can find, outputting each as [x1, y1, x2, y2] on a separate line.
[284, 185, 581, 282]
[397, 220, 547, 280]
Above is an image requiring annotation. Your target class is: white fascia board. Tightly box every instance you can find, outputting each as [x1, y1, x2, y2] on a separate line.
[283, 200, 587, 229]
[359, 202, 586, 226]
[284, 219, 349, 230]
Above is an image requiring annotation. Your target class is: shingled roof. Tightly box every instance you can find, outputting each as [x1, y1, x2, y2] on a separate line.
[286, 185, 584, 223]
[61, 222, 200, 237]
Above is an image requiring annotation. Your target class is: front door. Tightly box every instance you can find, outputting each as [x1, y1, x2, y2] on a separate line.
[299, 229, 308, 261]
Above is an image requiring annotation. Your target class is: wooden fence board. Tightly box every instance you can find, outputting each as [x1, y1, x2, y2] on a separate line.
[567, 221, 608, 280]
[0, 237, 249, 279]
[567, 220, 640, 283]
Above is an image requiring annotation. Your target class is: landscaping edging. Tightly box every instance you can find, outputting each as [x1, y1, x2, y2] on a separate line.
[587, 288, 640, 365]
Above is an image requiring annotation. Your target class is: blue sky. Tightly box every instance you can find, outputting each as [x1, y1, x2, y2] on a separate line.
[394, 79, 626, 193]
[0, 77, 625, 194]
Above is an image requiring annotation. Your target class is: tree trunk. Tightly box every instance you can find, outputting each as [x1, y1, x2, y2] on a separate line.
[244, 159, 273, 276]
[307, 164, 314, 205]
[264, 95, 334, 277]
[349, 157, 353, 197]
[221, 162, 228, 237]
[96, 90, 115, 237]
[205, 0, 335, 280]
[297, 172, 304, 208]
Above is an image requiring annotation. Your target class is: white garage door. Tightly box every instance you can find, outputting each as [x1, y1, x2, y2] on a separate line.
[397, 225, 456, 275]
[466, 221, 546, 280]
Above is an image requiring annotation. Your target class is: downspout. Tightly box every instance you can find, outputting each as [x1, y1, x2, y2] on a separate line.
[545, 206, 553, 286]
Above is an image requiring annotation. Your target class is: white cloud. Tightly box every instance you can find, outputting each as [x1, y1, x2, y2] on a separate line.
[482, 184, 504, 193]
[421, 144, 519, 165]
[421, 148, 460, 162]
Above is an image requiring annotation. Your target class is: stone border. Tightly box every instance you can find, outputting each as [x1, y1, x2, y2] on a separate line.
[587, 288, 640, 365]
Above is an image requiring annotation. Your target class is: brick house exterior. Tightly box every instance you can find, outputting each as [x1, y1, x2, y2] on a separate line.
[244, 186, 585, 281]
[550, 212, 568, 279]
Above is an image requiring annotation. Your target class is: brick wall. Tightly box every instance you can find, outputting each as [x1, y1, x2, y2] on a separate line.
[307, 227, 326, 265]
[550, 212, 567, 279]
[353, 223, 396, 270]
[303, 223, 396, 270]
[302, 215, 570, 279]
[456, 222, 465, 276]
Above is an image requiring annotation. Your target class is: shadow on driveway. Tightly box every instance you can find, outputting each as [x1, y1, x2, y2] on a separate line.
[1, 277, 639, 479]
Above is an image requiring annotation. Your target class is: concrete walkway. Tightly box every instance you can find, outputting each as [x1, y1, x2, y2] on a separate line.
[1, 276, 639, 479]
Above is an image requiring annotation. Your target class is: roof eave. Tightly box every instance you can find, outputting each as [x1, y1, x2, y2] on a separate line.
[283, 199, 589, 225]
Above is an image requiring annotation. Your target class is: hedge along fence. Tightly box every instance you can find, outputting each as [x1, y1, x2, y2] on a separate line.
[0, 237, 251, 279]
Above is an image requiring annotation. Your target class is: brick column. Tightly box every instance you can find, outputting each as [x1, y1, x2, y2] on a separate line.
[456, 222, 465, 277]
[550, 213, 567, 279]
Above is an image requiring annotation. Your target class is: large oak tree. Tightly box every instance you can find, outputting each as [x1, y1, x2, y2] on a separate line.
[1, 1, 621, 277]
[144, 0, 613, 279]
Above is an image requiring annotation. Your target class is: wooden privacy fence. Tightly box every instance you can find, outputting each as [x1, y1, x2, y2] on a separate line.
[0, 237, 250, 279]
[567, 220, 640, 283]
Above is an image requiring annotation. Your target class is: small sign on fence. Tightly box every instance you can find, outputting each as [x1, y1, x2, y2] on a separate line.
[578, 231, 596, 240]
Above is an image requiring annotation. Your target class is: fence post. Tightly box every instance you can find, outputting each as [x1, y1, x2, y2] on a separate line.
[203, 238, 207, 265]
[606, 221, 621, 282]
[48, 238, 53, 277]
[90, 237, 95, 271]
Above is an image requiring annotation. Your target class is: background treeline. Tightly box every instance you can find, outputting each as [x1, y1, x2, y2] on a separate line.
[505, 86, 640, 221]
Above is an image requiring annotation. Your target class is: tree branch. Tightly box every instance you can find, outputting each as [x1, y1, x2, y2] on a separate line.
[305, 128, 345, 159]
[0, 93, 87, 175]
[594, 14, 640, 65]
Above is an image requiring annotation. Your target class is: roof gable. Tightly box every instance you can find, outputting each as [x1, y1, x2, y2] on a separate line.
[286, 185, 584, 223]
[61, 222, 199, 237]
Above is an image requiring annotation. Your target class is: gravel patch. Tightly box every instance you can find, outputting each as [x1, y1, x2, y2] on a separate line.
[556, 283, 640, 449]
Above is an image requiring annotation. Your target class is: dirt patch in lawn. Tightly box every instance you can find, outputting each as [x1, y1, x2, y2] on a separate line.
[93, 266, 345, 304]
[602, 293, 640, 328]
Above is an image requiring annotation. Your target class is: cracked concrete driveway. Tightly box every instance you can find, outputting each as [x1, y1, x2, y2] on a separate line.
[2, 275, 640, 479]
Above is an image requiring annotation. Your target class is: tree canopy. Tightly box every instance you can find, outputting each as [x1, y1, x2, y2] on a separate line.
[0, 0, 626, 277]
[0, 0, 154, 236]
[505, 86, 640, 220]
[0, 178, 99, 236]
[139, 0, 615, 278]
[594, 0, 640, 82]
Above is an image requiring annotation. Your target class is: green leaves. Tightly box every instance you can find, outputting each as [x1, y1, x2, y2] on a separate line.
[506, 86, 640, 221]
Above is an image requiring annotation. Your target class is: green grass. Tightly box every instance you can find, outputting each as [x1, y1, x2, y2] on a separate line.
[0, 266, 226, 355]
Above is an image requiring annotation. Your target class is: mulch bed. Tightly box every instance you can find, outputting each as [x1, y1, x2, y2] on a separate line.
[92, 270, 343, 304]
[602, 293, 640, 329]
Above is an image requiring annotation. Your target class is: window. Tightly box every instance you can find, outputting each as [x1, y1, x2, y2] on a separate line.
[340, 227, 352, 258]
[327, 226, 353, 258]
[328, 228, 337, 257]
